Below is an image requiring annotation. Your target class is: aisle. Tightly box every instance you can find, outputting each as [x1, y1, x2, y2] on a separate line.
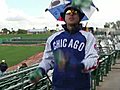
[97, 59, 120, 90]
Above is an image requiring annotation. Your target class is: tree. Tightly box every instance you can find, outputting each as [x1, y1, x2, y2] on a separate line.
[110, 22, 117, 30]
[1, 28, 10, 34]
[10, 28, 16, 34]
[56, 24, 59, 27]
[104, 22, 110, 28]
[44, 27, 47, 31]
[17, 29, 27, 34]
[56, 24, 59, 31]
[11, 30, 16, 34]
[116, 21, 120, 29]
[104, 20, 120, 30]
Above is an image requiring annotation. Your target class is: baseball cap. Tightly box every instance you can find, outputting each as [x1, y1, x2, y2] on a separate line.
[60, 3, 85, 21]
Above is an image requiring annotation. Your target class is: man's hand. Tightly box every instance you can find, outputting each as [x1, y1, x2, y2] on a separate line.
[29, 68, 43, 83]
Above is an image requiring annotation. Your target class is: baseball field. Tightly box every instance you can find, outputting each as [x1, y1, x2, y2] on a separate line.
[0, 33, 52, 67]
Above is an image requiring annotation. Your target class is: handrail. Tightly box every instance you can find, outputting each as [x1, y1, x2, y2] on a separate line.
[0, 66, 38, 81]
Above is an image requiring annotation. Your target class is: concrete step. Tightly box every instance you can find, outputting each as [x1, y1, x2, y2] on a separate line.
[96, 59, 120, 90]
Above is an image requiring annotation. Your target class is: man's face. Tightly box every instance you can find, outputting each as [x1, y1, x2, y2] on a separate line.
[64, 9, 80, 25]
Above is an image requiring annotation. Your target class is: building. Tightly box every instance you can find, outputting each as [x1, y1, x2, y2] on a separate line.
[27, 28, 47, 34]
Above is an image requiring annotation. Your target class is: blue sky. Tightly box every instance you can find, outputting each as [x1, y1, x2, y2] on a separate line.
[6, 0, 50, 16]
[0, 0, 120, 30]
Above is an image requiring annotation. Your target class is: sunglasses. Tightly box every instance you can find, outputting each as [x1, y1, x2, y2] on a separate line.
[65, 9, 78, 15]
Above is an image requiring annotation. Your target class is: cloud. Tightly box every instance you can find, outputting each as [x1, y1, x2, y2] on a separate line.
[0, 1, 45, 30]
[0, 0, 8, 21]
[0, 0, 58, 30]
[0, 0, 90, 30]
[2, 0, 120, 30]
[6, 9, 27, 21]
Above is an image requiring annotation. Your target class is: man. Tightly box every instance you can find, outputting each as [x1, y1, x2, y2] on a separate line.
[0, 60, 8, 76]
[30, 3, 99, 90]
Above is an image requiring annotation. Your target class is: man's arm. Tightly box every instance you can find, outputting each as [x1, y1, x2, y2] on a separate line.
[81, 32, 99, 72]
[38, 39, 55, 73]
[29, 37, 54, 83]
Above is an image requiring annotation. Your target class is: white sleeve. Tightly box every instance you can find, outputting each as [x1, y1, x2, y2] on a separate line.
[81, 33, 99, 72]
[38, 31, 63, 73]
[39, 38, 55, 73]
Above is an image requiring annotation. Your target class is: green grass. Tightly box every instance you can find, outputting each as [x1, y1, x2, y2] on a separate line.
[0, 33, 52, 39]
[0, 46, 45, 67]
[0, 33, 52, 67]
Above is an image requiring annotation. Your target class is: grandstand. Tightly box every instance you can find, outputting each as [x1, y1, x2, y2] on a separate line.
[1, 38, 47, 45]
[0, 30, 120, 90]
